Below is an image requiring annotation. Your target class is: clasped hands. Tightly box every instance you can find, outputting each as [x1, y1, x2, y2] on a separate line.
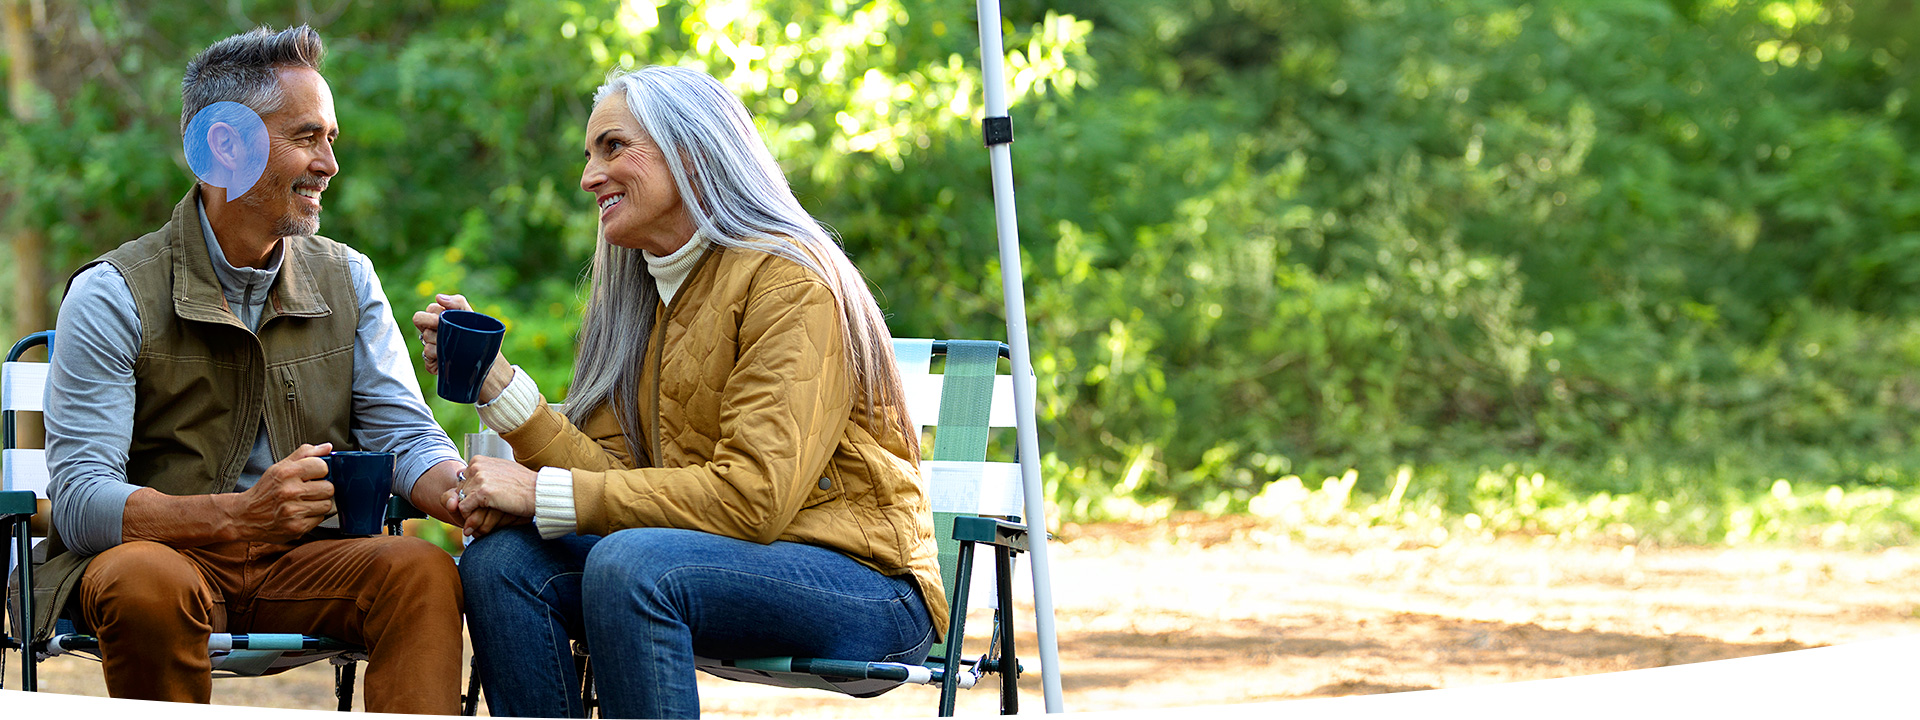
[445, 455, 541, 538]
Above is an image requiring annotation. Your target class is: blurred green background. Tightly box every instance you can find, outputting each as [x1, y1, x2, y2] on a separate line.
[4, 0, 1919, 547]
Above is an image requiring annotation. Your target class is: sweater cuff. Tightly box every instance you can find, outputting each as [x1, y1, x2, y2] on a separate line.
[532, 466, 579, 540]
[477, 366, 540, 433]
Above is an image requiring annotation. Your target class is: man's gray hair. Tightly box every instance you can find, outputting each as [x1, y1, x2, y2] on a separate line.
[567, 65, 918, 458]
[180, 25, 325, 135]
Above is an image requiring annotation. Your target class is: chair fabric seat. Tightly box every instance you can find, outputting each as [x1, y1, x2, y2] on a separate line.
[695, 655, 938, 697]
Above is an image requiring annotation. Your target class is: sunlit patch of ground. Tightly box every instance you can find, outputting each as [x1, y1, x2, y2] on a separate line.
[21, 516, 1920, 715]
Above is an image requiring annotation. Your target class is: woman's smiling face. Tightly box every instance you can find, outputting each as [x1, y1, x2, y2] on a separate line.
[580, 92, 694, 255]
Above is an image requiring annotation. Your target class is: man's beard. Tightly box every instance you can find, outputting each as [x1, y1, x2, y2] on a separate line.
[273, 211, 320, 238]
[243, 171, 324, 237]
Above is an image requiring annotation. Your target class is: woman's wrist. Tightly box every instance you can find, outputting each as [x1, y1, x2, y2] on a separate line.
[478, 353, 514, 404]
[477, 366, 541, 433]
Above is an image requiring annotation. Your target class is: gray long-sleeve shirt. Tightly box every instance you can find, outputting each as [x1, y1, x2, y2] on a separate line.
[44, 199, 460, 555]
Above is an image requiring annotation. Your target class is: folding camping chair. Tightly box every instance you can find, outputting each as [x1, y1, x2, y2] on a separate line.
[1, 330, 475, 713]
[560, 338, 1037, 716]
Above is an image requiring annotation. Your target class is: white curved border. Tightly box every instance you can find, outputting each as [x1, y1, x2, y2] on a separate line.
[4, 634, 1913, 718]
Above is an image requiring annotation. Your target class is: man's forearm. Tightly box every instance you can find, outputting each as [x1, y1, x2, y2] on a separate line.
[410, 459, 467, 527]
[120, 488, 244, 546]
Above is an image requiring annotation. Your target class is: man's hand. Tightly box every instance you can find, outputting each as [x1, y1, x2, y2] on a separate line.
[435, 458, 526, 537]
[216, 442, 335, 543]
[453, 504, 532, 539]
[444, 458, 535, 538]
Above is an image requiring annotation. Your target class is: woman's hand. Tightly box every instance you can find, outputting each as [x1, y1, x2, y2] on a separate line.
[411, 293, 514, 403]
[453, 455, 541, 520]
[442, 501, 530, 538]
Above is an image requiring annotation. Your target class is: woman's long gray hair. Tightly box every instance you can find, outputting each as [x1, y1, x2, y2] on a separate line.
[565, 65, 917, 460]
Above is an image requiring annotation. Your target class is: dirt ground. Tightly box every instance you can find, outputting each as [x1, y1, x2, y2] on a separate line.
[18, 514, 1920, 716]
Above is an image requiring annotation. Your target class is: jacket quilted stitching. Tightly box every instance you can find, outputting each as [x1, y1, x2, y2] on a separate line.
[501, 245, 948, 638]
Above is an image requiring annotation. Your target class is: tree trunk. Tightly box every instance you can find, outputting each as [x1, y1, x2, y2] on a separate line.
[13, 228, 48, 335]
[2, 0, 33, 121]
[4, 0, 51, 338]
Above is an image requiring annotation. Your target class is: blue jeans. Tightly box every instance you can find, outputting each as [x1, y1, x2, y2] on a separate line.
[461, 525, 935, 719]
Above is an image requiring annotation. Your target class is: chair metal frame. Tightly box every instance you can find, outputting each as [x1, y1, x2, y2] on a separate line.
[3, 330, 55, 693]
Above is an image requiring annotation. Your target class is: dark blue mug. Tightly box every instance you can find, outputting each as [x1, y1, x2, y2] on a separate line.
[436, 309, 506, 404]
[325, 451, 395, 536]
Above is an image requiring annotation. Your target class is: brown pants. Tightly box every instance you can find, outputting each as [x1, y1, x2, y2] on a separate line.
[74, 533, 463, 713]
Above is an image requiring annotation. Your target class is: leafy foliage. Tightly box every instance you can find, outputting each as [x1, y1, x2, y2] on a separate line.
[4, 0, 1919, 544]
[1016, 0, 1920, 530]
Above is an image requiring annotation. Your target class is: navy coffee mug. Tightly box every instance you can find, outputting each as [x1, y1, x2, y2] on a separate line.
[436, 309, 506, 404]
[326, 451, 395, 536]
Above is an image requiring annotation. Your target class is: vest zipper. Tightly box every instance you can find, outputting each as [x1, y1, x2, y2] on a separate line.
[283, 370, 305, 448]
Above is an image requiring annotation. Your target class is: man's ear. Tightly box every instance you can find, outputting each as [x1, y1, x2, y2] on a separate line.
[208, 122, 241, 173]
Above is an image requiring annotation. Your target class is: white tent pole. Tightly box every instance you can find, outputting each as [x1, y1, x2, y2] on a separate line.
[973, 0, 1064, 712]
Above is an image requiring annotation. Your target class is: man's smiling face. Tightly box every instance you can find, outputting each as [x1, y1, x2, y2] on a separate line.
[244, 66, 338, 238]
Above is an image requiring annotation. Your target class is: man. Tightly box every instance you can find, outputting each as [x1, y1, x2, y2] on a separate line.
[33, 25, 467, 713]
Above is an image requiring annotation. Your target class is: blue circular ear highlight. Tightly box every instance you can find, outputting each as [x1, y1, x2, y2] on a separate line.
[184, 101, 269, 201]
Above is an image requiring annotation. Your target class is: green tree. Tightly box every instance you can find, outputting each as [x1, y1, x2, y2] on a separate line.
[6, 0, 1920, 536]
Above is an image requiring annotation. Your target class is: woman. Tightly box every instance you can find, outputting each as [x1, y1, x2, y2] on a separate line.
[413, 66, 946, 719]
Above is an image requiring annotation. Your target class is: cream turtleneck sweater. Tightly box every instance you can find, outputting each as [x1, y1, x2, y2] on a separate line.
[645, 231, 710, 306]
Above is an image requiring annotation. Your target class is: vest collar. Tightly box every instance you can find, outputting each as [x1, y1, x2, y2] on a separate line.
[169, 186, 332, 326]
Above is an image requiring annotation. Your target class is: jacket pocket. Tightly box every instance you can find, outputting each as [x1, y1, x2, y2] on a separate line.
[276, 344, 355, 453]
[803, 463, 847, 509]
[280, 367, 307, 449]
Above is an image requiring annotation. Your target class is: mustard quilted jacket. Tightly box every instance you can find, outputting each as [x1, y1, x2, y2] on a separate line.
[500, 245, 948, 638]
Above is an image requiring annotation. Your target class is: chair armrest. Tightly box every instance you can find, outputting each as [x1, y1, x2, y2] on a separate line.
[386, 495, 427, 521]
[950, 516, 1031, 553]
[0, 489, 35, 517]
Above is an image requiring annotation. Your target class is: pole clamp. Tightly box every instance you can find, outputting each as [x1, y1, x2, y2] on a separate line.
[982, 116, 1013, 146]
